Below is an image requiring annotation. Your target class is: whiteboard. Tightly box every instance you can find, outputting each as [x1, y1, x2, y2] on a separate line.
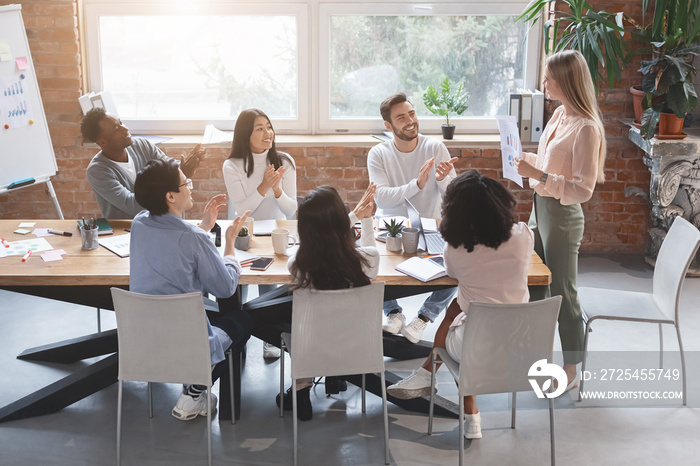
[0, 4, 58, 193]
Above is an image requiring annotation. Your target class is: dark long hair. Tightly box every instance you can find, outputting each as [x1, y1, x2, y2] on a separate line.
[291, 186, 371, 290]
[228, 108, 290, 177]
[439, 170, 516, 252]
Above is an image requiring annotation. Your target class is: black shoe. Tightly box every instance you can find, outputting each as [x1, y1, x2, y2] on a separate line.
[276, 387, 312, 421]
[325, 376, 348, 395]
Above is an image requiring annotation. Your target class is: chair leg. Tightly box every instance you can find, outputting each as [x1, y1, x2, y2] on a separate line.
[96, 307, 101, 333]
[458, 394, 464, 466]
[511, 392, 517, 429]
[117, 380, 123, 466]
[207, 390, 212, 466]
[148, 382, 153, 419]
[380, 372, 390, 465]
[362, 373, 366, 413]
[549, 397, 556, 466]
[659, 323, 664, 369]
[292, 378, 298, 466]
[676, 324, 687, 406]
[578, 320, 593, 402]
[428, 352, 437, 435]
[228, 349, 235, 425]
[280, 338, 285, 418]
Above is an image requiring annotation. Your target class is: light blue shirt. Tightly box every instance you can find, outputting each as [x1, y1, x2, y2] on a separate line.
[129, 211, 241, 364]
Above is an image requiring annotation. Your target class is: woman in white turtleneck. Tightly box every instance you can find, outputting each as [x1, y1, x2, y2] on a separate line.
[223, 108, 297, 360]
[223, 108, 296, 221]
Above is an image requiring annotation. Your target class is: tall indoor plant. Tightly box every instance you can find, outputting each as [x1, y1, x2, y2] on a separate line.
[517, 0, 628, 91]
[636, 0, 700, 138]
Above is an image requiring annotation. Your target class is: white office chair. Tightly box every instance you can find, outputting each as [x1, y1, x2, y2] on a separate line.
[279, 282, 389, 466]
[111, 288, 236, 466]
[578, 216, 700, 405]
[428, 296, 562, 466]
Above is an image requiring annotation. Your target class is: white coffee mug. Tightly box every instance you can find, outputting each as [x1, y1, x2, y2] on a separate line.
[271, 228, 297, 254]
[243, 217, 254, 236]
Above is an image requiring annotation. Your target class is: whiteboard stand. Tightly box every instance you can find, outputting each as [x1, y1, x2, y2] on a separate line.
[0, 176, 64, 219]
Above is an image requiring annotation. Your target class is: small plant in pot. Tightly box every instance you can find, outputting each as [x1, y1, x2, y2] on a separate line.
[234, 226, 250, 251]
[423, 77, 468, 140]
[383, 219, 404, 252]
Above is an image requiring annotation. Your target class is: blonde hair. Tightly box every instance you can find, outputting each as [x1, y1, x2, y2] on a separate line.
[546, 50, 607, 183]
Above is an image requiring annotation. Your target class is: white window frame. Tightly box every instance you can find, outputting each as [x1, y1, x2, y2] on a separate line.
[82, 1, 538, 135]
[83, 0, 310, 134]
[317, 2, 541, 134]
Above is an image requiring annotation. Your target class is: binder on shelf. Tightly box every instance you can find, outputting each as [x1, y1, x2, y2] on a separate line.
[509, 93, 522, 130]
[519, 89, 532, 143]
[531, 89, 545, 142]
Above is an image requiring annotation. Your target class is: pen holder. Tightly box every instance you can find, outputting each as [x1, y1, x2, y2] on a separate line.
[80, 227, 99, 250]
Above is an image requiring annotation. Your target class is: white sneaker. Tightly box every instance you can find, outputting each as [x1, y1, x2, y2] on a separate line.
[464, 412, 482, 439]
[172, 391, 217, 421]
[386, 367, 437, 399]
[263, 341, 281, 359]
[401, 317, 428, 343]
[383, 312, 406, 334]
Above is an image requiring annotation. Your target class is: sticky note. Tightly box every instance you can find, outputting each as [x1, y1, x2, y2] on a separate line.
[0, 39, 11, 62]
[19, 222, 36, 228]
[14, 229, 30, 235]
[15, 56, 28, 70]
[41, 251, 63, 262]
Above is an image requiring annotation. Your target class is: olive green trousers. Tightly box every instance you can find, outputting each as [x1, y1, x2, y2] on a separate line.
[529, 194, 585, 365]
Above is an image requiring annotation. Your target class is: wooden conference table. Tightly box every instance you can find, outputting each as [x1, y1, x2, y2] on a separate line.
[0, 219, 550, 422]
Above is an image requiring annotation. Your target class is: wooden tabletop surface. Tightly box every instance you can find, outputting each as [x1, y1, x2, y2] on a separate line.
[0, 219, 551, 287]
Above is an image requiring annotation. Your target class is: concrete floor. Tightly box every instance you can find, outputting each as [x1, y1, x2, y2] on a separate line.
[0, 253, 699, 465]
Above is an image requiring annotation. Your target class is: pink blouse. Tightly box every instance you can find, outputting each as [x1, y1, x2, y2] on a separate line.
[523, 105, 602, 205]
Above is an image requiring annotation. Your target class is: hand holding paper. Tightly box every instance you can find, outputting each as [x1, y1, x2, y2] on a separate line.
[495, 115, 524, 187]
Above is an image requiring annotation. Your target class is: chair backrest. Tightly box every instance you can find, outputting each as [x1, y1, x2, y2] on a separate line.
[652, 216, 700, 321]
[111, 288, 213, 387]
[290, 282, 385, 380]
[458, 296, 562, 396]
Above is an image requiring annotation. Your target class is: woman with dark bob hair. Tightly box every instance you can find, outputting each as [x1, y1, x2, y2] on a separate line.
[247, 183, 377, 421]
[223, 108, 297, 221]
[387, 170, 534, 440]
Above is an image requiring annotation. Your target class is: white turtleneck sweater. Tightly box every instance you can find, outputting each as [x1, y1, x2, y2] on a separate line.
[222, 150, 297, 220]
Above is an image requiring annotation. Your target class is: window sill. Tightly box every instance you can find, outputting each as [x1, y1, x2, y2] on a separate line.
[144, 133, 538, 149]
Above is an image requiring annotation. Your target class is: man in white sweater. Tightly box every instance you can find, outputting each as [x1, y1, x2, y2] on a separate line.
[367, 93, 458, 343]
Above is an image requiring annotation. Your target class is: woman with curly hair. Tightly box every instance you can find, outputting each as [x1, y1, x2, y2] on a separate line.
[387, 170, 534, 440]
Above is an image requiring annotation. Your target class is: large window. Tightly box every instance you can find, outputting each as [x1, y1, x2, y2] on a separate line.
[83, 1, 538, 134]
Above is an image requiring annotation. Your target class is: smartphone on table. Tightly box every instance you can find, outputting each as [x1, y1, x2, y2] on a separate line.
[250, 257, 274, 271]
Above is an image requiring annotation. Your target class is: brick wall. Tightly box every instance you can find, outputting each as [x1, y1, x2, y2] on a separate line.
[0, 0, 652, 253]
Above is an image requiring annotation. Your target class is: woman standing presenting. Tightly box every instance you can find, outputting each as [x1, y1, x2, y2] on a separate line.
[223, 108, 297, 221]
[223, 108, 297, 359]
[515, 50, 606, 389]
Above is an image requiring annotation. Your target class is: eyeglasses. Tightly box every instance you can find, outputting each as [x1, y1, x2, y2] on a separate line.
[178, 178, 193, 190]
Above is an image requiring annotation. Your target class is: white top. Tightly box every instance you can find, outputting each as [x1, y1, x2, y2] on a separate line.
[367, 134, 455, 219]
[113, 158, 136, 183]
[445, 221, 534, 328]
[523, 106, 602, 205]
[287, 217, 380, 282]
[222, 150, 297, 220]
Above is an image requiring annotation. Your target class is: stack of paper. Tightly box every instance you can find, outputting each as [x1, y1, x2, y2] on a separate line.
[235, 249, 260, 266]
[395, 256, 447, 282]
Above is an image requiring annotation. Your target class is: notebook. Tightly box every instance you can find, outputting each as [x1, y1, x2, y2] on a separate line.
[395, 256, 447, 282]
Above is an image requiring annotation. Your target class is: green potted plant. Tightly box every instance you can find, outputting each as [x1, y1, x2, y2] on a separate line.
[383, 219, 404, 252]
[422, 77, 469, 140]
[517, 0, 628, 91]
[234, 226, 250, 251]
[635, 0, 700, 138]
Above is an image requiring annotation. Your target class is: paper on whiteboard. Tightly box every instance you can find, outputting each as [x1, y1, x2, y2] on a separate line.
[496, 115, 523, 187]
[0, 75, 31, 128]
